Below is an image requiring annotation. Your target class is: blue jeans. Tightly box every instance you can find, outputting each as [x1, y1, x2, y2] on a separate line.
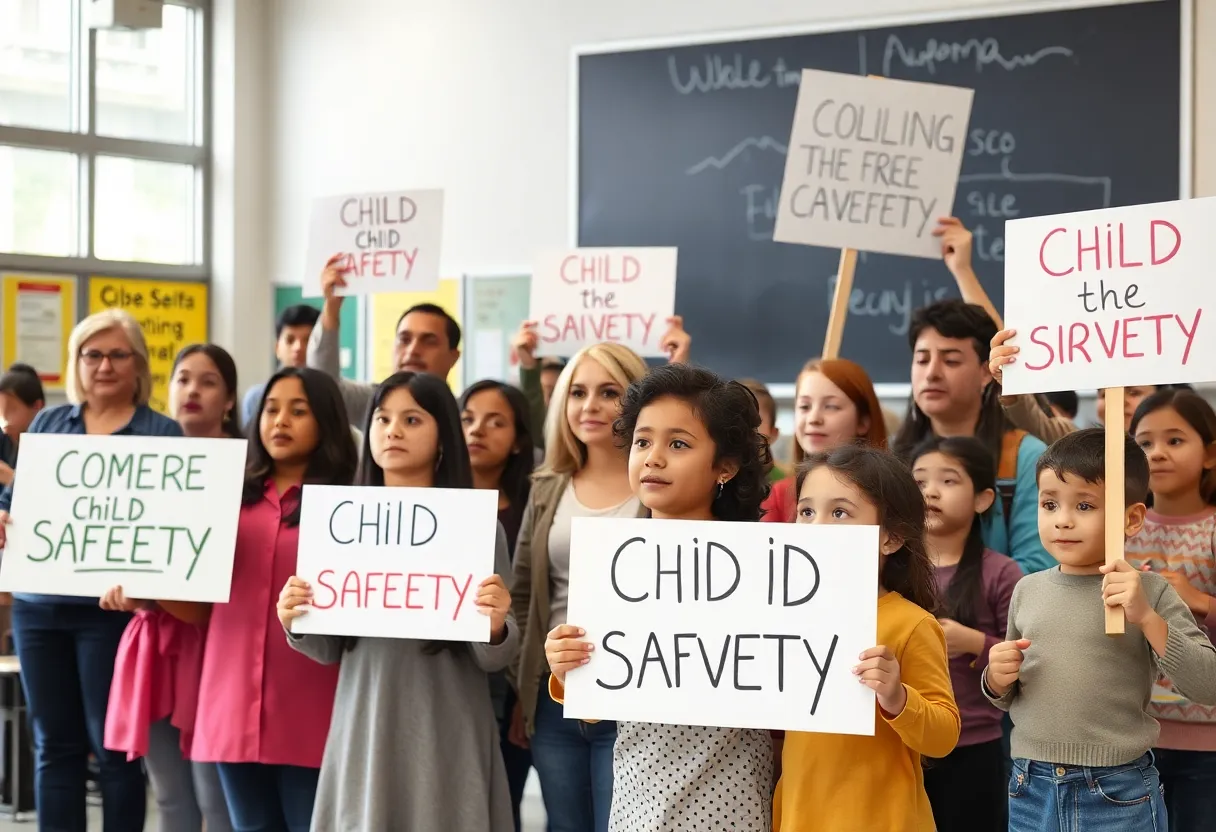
[1009, 753, 1167, 832]
[11, 600, 145, 832]
[1154, 748, 1216, 832]
[215, 763, 319, 832]
[529, 683, 615, 832]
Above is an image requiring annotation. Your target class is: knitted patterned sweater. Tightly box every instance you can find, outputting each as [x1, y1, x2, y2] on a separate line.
[1126, 508, 1216, 747]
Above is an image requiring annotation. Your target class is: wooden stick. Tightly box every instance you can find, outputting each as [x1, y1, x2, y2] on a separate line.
[1104, 386, 1126, 636]
[822, 248, 858, 360]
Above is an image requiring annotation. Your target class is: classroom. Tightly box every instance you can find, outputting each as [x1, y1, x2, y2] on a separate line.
[1, 0, 1216, 830]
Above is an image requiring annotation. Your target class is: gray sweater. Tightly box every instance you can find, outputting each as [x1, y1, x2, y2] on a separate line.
[982, 567, 1216, 767]
[287, 524, 520, 831]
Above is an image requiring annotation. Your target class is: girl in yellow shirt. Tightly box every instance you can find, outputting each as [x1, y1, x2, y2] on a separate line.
[775, 445, 960, 832]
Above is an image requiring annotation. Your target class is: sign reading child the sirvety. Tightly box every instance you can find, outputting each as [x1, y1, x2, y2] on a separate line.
[292, 485, 499, 641]
[304, 190, 444, 297]
[773, 70, 973, 259]
[1001, 196, 1216, 396]
[0, 434, 247, 602]
[529, 248, 678, 358]
[562, 518, 879, 734]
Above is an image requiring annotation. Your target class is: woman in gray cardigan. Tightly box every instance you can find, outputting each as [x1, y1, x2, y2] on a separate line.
[278, 372, 520, 831]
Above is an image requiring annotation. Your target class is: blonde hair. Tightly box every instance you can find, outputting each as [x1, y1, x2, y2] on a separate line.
[536, 343, 649, 478]
[65, 309, 153, 406]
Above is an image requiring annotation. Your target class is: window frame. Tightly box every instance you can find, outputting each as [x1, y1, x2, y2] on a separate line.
[0, 0, 211, 284]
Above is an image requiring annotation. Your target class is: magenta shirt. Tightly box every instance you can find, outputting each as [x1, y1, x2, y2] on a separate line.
[934, 549, 1024, 748]
[191, 480, 339, 767]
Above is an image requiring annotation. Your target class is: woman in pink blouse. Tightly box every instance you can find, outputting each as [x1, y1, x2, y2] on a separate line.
[102, 345, 242, 832]
[189, 367, 358, 832]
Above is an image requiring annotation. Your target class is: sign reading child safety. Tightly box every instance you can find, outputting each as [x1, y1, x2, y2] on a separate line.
[1002, 196, 1216, 395]
[304, 189, 444, 296]
[773, 70, 973, 259]
[0, 434, 247, 602]
[562, 518, 879, 733]
[529, 248, 678, 357]
[293, 485, 499, 641]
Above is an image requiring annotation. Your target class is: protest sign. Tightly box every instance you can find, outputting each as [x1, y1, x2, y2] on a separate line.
[773, 70, 973, 259]
[562, 517, 878, 733]
[529, 248, 677, 357]
[293, 485, 499, 641]
[0, 434, 246, 602]
[1001, 196, 1216, 396]
[304, 190, 444, 296]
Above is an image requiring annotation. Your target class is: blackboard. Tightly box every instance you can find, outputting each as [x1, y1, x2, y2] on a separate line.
[576, 0, 1182, 386]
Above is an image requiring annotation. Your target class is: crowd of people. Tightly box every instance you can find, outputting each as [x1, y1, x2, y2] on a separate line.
[0, 219, 1213, 831]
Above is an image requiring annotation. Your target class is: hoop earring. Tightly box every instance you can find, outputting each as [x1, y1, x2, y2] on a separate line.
[717, 481, 724, 498]
[435, 447, 444, 471]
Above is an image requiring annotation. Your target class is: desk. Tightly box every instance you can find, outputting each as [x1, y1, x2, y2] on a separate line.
[0, 655, 33, 818]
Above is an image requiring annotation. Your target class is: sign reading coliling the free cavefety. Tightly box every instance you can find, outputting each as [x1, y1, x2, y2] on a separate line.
[562, 518, 879, 734]
[0, 434, 247, 602]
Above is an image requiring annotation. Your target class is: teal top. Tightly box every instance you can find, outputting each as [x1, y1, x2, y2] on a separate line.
[981, 431, 1056, 574]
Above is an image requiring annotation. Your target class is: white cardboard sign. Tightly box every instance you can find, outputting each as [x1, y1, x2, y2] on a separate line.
[562, 517, 879, 734]
[1002, 196, 1216, 395]
[304, 189, 444, 296]
[0, 434, 247, 602]
[293, 485, 499, 641]
[774, 70, 973, 259]
[529, 247, 678, 357]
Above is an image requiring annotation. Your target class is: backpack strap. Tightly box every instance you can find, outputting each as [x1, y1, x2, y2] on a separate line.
[996, 429, 1027, 529]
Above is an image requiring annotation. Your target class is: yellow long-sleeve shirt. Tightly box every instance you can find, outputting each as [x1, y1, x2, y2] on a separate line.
[775, 591, 960, 832]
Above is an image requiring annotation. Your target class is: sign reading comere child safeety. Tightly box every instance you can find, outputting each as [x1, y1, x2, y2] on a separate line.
[0, 434, 246, 602]
[529, 248, 678, 358]
[293, 485, 500, 641]
[1001, 196, 1216, 395]
[773, 70, 973, 259]
[305, 189, 444, 296]
[562, 518, 879, 734]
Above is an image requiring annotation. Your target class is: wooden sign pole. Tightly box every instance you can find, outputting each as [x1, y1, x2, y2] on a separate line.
[822, 248, 858, 360]
[1104, 385, 1126, 635]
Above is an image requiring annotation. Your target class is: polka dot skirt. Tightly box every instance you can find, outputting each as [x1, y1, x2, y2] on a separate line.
[609, 721, 774, 830]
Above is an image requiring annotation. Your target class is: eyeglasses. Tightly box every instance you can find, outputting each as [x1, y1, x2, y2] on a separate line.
[79, 349, 135, 366]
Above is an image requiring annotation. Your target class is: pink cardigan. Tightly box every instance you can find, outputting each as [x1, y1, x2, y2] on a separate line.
[104, 608, 205, 761]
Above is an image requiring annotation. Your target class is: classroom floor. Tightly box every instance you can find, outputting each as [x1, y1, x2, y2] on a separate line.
[0, 774, 549, 829]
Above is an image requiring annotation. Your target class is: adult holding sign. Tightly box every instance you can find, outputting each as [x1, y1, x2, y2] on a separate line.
[0, 309, 182, 832]
[544, 365, 778, 830]
[307, 258, 549, 446]
[276, 371, 518, 831]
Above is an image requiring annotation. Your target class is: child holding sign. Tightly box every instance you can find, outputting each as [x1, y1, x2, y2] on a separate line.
[982, 429, 1216, 832]
[1127, 389, 1216, 830]
[774, 445, 960, 831]
[912, 436, 1022, 832]
[545, 364, 776, 831]
[191, 367, 359, 832]
[277, 371, 519, 831]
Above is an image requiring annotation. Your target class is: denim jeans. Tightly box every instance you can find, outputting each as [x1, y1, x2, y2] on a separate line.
[215, 763, 319, 832]
[1009, 753, 1167, 832]
[11, 600, 145, 832]
[1154, 748, 1216, 832]
[529, 682, 615, 832]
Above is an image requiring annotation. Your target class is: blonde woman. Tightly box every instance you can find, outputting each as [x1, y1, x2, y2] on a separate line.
[0, 309, 181, 832]
[508, 339, 653, 832]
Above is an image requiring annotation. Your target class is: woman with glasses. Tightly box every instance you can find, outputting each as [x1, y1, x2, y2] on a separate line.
[0, 308, 182, 832]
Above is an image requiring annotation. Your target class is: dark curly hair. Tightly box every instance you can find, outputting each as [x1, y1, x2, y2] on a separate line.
[797, 445, 938, 615]
[613, 364, 771, 522]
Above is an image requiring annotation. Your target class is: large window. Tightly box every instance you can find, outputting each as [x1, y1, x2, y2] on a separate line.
[0, 0, 208, 281]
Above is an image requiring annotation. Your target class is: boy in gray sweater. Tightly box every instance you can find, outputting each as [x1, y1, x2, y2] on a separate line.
[981, 428, 1216, 831]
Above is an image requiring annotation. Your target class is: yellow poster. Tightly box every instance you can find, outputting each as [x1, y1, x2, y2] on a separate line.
[369, 279, 462, 392]
[1, 274, 77, 390]
[88, 277, 208, 413]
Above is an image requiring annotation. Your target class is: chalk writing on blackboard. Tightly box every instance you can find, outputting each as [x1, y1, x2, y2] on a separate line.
[880, 35, 1075, 76]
